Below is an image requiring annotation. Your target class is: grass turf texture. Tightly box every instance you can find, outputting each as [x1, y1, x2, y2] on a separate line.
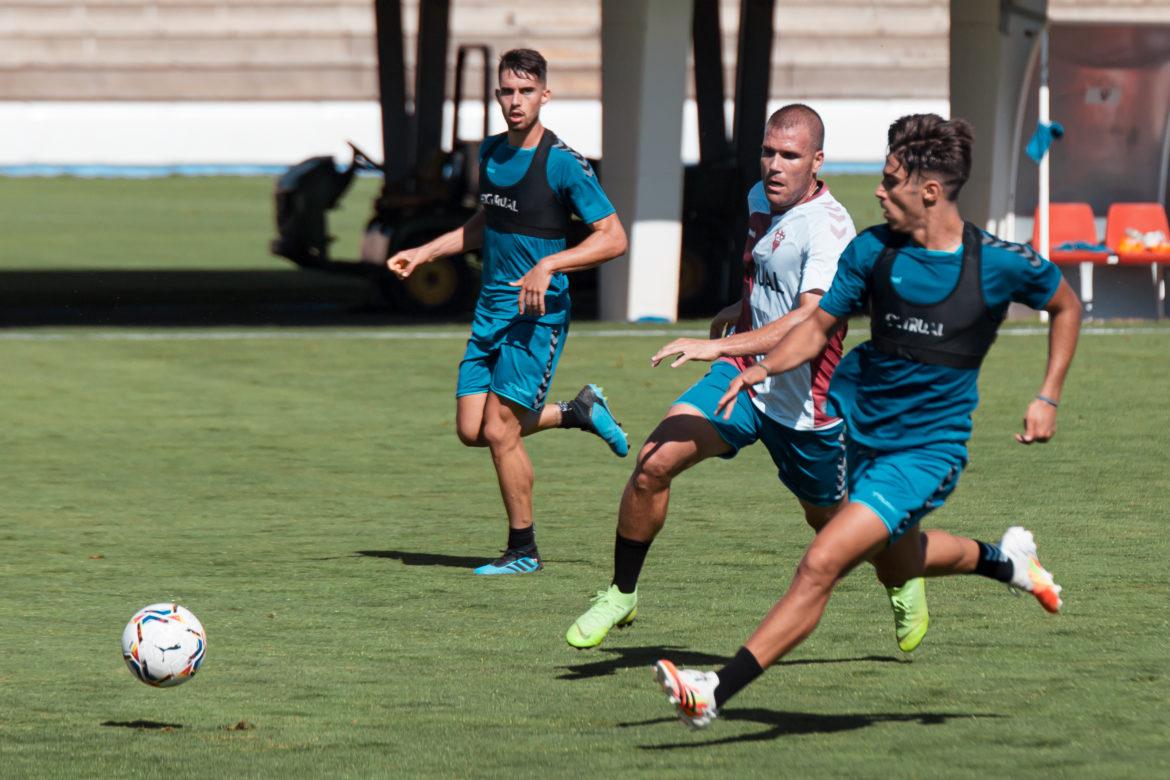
[1, 322, 1168, 777]
[0, 174, 879, 271]
[0, 175, 383, 271]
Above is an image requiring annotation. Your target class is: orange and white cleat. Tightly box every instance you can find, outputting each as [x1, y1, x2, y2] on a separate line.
[653, 659, 719, 729]
[1000, 526, 1063, 613]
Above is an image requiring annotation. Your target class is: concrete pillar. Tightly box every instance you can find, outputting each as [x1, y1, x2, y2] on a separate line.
[950, 0, 1046, 234]
[599, 0, 692, 322]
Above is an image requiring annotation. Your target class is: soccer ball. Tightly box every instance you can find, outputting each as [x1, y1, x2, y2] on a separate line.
[121, 603, 207, 688]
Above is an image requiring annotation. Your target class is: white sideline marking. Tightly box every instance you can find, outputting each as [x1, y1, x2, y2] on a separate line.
[0, 326, 1164, 343]
[0, 327, 1165, 343]
[998, 327, 1167, 336]
[0, 328, 694, 342]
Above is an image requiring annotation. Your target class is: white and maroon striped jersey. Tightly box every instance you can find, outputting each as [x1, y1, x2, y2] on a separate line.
[725, 180, 856, 430]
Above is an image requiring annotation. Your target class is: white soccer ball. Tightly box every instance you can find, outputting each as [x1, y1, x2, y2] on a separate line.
[121, 603, 207, 688]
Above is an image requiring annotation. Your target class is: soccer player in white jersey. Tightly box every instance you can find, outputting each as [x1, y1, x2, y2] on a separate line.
[565, 104, 927, 651]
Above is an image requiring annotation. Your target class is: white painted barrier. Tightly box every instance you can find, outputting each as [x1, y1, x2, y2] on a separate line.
[0, 98, 947, 170]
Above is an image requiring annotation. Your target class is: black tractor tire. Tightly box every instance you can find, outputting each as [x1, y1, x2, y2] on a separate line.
[378, 226, 480, 315]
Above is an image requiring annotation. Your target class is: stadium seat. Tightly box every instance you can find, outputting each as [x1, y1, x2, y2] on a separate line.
[1096, 202, 1169, 319]
[1104, 202, 1170, 265]
[1032, 203, 1111, 264]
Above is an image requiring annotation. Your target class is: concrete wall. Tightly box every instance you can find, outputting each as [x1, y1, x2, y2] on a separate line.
[0, 1, 949, 101]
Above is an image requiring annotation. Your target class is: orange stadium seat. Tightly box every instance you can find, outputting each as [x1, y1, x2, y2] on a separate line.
[1032, 203, 1110, 264]
[1104, 202, 1170, 265]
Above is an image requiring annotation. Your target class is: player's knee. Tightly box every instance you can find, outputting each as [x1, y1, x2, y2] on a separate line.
[631, 450, 678, 494]
[455, 425, 487, 448]
[455, 412, 488, 447]
[481, 415, 520, 450]
[796, 546, 843, 590]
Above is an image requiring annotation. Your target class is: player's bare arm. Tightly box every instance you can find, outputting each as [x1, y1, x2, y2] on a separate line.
[387, 211, 486, 279]
[715, 305, 844, 418]
[651, 290, 827, 368]
[1016, 278, 1081, 445]
[510, 213, 627, 315]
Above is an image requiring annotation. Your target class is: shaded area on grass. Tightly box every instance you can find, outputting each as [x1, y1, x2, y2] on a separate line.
[560, 648, 903, 680]
[0, 269, 419, 328]
[357, 549, 594, 568]
[558, 645, 732, 680]
[631, 709, 1005, 747]
[101, 720, 184, 730]
[356, 550, 484, 568]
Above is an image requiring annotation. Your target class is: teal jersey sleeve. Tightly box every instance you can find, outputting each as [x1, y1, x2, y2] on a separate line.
[820, 229, 883, 317]
[979, 239, 1063, 312]
[822, 225, 1063, 317]
[547, 141, 615, 225]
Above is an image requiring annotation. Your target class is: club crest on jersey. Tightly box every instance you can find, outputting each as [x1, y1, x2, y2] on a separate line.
[771, 229, 787, 251]
[480, 192, 519, 212]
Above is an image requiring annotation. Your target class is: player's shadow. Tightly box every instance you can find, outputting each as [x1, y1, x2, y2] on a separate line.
[628, 709, 1004, 748]
[559, 646, 733, 680]
[101, 720, 184, 730]
[356, 550, 594, 568]
[560, 647, 901, 681]
[356, 550, 483, 568]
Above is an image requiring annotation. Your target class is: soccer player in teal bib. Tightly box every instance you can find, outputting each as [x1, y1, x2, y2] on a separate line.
[564, 105, 930, 655]
[388, 49, 629, 575]
[652, 114, 1083, 729]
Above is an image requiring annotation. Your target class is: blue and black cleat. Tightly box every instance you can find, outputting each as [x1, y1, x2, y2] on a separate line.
[473, 547, 543, 575]
[571, 384, 629, 457]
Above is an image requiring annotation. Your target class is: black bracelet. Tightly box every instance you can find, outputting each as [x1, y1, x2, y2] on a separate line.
[1035, 394, 1059, 408]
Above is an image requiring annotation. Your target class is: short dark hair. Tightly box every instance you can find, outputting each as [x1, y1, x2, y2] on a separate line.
[887, 114, 973, 200]
[498, 48, 547, 83]
[766, 104, 824, 152]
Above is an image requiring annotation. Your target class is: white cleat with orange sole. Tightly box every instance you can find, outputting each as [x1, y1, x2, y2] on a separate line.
[1000, 526, 1063, 613]
[654, 659, 719, 729]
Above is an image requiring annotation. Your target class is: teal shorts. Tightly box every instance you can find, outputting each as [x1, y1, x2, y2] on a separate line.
[456, 315, 568, 412]
[847, 441, 967, 542]
[675, 361, 846, 506]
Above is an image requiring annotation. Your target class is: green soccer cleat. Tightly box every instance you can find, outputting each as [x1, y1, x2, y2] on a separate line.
[887, 576, 929, 653]
[565, 585, 637, 648]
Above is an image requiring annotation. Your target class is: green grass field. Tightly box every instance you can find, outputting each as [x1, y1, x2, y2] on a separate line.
[0, 173, 880, 272]
[1, 321, 1168, 777]
[0, 175, 383, 271]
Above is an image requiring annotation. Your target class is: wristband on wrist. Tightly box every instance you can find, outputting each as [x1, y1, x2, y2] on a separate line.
[1035, 394, 1059, 408]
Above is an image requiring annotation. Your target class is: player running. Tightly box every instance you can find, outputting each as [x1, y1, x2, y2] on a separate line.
[654, 113, 1081, 729]
[388, 49, 629, 575]
[565, 104, 928, 652]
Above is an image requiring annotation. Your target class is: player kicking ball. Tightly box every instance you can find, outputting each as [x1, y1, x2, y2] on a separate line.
[654, 114, 1080, 728]
[388, 49, 629, 575]
[565, 105, 930, 653]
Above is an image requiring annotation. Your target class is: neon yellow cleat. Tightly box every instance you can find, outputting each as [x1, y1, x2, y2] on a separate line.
[887, 576, 929, 653]
[565, 585, 637, 649]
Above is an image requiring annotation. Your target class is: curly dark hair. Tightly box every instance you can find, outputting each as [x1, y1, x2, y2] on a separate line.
[887, 114, 973, 200]
[498, 48, 547, 83]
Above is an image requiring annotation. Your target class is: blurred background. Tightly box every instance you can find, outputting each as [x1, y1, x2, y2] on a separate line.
[1, 0, 1167, 323]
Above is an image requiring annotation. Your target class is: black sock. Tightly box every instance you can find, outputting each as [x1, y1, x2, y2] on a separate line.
[508, 524, 535, 551]
[973, 540, 1014, 583]
[612, 533, 652, 594]
[714, 647, 764, 708]
[557, 400, 585, 429]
